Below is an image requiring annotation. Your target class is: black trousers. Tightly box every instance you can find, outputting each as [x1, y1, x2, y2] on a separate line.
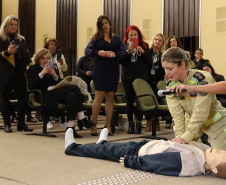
[51, 85, 84, 120]
[65, 140, 149, 162]
[1, 71, 26, 126]
[122, 79, 143, 121]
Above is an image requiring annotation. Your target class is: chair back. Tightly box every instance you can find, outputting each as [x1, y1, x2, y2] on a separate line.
[90, 80, 95, 93]
[116, 81, 126, 103]
[157, 80, 166, 90]
[133, 79, 159, 111]
[157, 80, 168, 105]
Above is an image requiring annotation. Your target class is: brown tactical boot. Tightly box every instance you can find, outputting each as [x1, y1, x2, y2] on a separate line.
[145, 120, 152, 132]
[156, 121, 160, 131]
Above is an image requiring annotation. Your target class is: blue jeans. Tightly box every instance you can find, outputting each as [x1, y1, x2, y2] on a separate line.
[65, 140, 149, 162]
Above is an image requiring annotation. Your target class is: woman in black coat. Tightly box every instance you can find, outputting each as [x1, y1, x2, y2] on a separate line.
[27, 48, 95, 138]
[120, 25, 150, 134]
[0, 15, 33, 132]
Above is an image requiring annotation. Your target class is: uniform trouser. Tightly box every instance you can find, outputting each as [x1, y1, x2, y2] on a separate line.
[122, 79, 143, 121]
[53, 85, 84, 121]
[208, 124, 226, 150]
[65, 140, 149, 162]
[1, 72, 26, 126]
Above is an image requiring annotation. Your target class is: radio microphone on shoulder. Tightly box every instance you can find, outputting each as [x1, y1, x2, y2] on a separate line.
[157, 89, 187, 97]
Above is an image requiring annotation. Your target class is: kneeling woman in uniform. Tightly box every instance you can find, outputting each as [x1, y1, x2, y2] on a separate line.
[162, 47, 226, 150]
[28, 48, 95, 138]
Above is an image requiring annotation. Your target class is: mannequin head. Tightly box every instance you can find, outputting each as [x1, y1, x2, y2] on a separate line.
[205, 148, 226, 179]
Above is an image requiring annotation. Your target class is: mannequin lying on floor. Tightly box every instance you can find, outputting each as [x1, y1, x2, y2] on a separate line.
[65, 128, 226, 178]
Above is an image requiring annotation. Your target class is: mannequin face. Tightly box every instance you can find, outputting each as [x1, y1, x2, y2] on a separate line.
[205, 148, 226, 174]
[162, 61, 187, 81]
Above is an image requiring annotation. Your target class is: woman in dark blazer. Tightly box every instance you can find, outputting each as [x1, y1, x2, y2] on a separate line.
[27, 48, 95, 138]
[147, 33, 166, 131]
[0, 15, 33, 132]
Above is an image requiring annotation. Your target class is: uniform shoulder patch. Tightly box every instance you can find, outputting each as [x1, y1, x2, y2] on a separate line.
[193, 72, 205, 82]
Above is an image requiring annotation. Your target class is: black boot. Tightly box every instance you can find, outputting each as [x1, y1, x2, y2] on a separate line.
[127, 121, 134, 134]
[4, 124, 12, 133]
[134, 122, 142, 134]
[77, 118, 96, 130]
[17, 123, 33, 131]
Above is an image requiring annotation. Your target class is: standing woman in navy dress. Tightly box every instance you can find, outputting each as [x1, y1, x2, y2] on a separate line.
[85, 15, 125, 136]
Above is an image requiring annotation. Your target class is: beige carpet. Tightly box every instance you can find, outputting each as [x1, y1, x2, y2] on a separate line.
[0, 115, 225, 185]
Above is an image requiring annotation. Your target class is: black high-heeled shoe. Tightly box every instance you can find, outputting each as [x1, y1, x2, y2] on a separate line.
[78, 118, 96, 130]
[127, 121, 135, 134]
[107, 128, 113, 136]
[77, 121, 83, 130]
[91, 127, 98, 136]
[134, 122, 142, 134]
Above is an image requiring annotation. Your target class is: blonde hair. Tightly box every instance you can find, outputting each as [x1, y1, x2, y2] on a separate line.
[149, 33, 165, 52]
[161, 47, 194, 68]
[0, 15, 25, 41]
[33, 48, 52, 64]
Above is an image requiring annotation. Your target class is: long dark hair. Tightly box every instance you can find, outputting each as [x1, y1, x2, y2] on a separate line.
[93, 15, 112, 41]
[165, 35, 183, 50]
[201, 63, 217, 80]
[123, 25, 147, 51]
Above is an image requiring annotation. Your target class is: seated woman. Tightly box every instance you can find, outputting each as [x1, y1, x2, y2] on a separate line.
[202, 63, 226, 107]
[27, 48, 95, 138]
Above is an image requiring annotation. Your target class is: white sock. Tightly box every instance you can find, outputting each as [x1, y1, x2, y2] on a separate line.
[96, 128, 108, 144]
[77, 111, 85, 120]
[67, 120, 75, 127]
[65, 128, 75, 150]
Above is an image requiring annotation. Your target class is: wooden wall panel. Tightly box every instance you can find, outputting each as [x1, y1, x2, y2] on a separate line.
[164, 0, 169, 37]
[173, 0, 179, 36]
[169, 0, 174, 36]
[104, 0, 131, 40]
[183, 0, 189, 37]
[56, 0, 77, 76]
[189, 0, 195, 37]
[178, 0, 184, 37]
[164, 0, 200, 38]
[0, 0, 2, 25]
[18, 0, 36, 57]
[194, 0, 200, 36]
[163, 0, 200, 54]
